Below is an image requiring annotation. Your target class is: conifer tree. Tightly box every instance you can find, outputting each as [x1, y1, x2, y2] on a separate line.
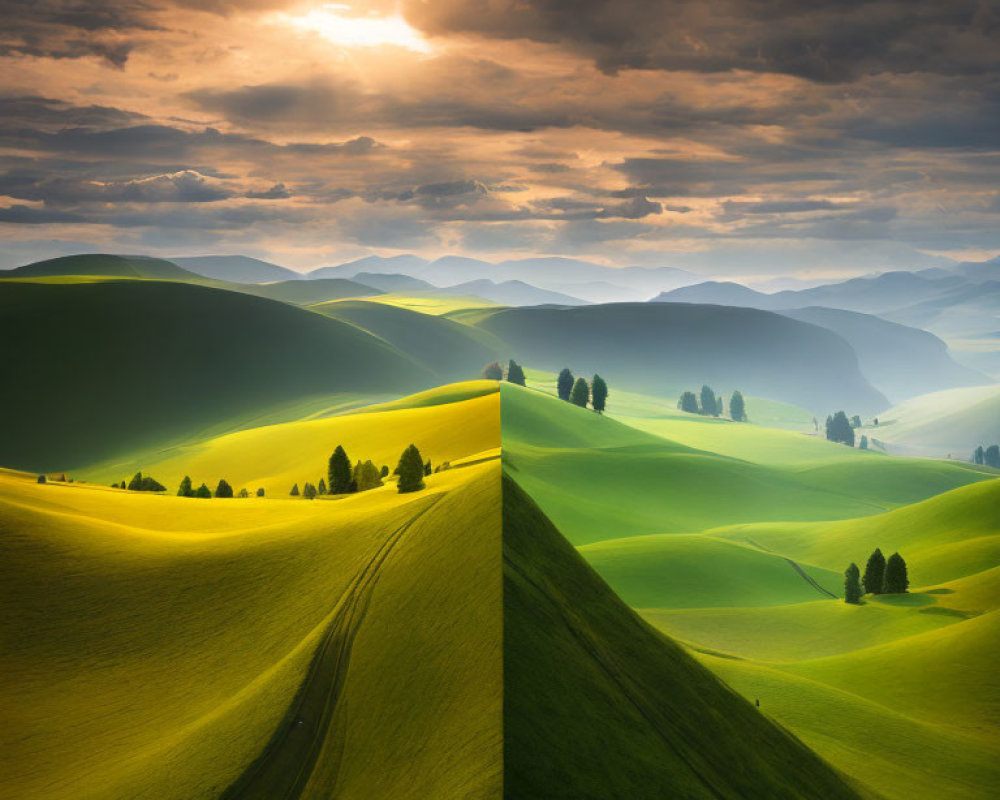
[591, 374, 608, 413]
[482, 361, 503, 380]
[302, 482, 317, 499]
[862, 548, 886, 595]
[424, 460, 432, 476]
[570, 377, 589, 407]
[396, 444, 426, 493]
[256, 487, 265, 497]
[557, 368, 574, 401]
[730, 390, 746, 421]
[860, 435, 869, 450]
[290, 483, 300, 496]
[328, 445, 352, 494]
[700, 385, 717, 416]
[353, 460, 383, 491]
[177, 475, 194, 497]
[986, 444, 1000, 468]
[238, 488, 249, 498]
[194, 483, 212, 498]
[37, 474, 47, 484]
[844, 563, 862, 604]
[974, 445, 985, 464]
[826, 411, 855, 446]
[380, 465, 389, 478]
[883, 552, 909, 593]
[506, 359, 526, 386]
[679, 391, 699, 414]
[128, 472, 143, 491]
[215, 479, 233, 498]
[318, 478, 327, 495]
[140, 475, 165, 492]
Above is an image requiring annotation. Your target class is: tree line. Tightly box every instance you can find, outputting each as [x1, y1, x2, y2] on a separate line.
[972, 444, 1000, 467]
[844, 548, 909, 603]
[678, 385, 746, 421]
[482, 360, 609, 413]
[291, 442, 430, 498]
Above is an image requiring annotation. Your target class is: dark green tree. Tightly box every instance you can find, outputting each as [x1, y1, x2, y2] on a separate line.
[844, 563, 862, 604]
[590, 374, 608, 413]
[826, 411, 855, 446]
[177, 476, 194, 497]
[256, 487, 265, 497]
[862, 548, 886, 595]
[730, 390, 746, 421]
[215, 479, 233, 498]
[986, 444, 1000, 468]
[423, 460, 432, 476]
[140, 475, 165, 492]
[482, 360, 503, 380]
[700, 385, 717, 416]
[883, 552, 909, 593]
[570, 377, 589, 408]
[396, 444, 426, 493]
[557, 368, 574, 401]
[850, 415, 862, 428]
[679, 391, 699, 414]
[860, 435, 869, 450]
[506, 359, 526, 386]
[318, 478, 327, 495]
[37, 474, 47, 484]
[380, 465, 389, 478]
[127, 472, 143, 491]
[974, 445, 985, 464]
[353, 460, 383, 491]
[290, 483, 300, 497]
[328, 445, 352, 494]
[302, 482, 317, 499]
[238, 488, 249, 498]
[194, 483, 212, 498]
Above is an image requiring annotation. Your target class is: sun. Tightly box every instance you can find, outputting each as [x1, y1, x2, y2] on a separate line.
[287, 3, 431, 52]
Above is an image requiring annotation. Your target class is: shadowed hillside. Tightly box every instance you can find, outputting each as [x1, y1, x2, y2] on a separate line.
[3, 253, 201, 281]
[0, 280, 433, 471]
[478, 302, 887, 413]
[502, 475, 863, 799]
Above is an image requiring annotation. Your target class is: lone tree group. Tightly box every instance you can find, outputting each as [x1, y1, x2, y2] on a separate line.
[844, 548, 909, 603]
[558, 368, 608, 413]
[678, 385, 746, 421]
[291, 442, 430, 498]
[972, 444, 1000, 467]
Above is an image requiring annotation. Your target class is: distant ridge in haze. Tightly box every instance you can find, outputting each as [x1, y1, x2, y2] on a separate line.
[171, 255, 301, 283]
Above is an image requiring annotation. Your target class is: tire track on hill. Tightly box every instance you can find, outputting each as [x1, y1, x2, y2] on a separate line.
[745, 537, 837, 599]
[221, 496, 442, 800]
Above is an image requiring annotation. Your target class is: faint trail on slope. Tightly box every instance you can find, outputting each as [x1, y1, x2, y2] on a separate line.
[782, 558, 837, 599]
[220, 496, 443, 800]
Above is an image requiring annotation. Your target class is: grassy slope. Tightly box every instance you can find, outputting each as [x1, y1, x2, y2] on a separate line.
[502, 475, 864, 800]
[0, 279, 435, 472]
[0, 387, 501, 800]
[3, 253, 200, 281]
[246, 278, 382, 305]
[502, 383, 999, 799]
[500, 383, 995, 545]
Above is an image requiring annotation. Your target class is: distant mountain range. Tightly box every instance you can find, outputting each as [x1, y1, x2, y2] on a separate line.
[170, 255, 302, 283]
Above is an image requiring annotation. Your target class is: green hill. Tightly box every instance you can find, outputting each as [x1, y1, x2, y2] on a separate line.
[502, 475, 863, 799]
[310, 299, 505, 382]
[0, 280, 435, 472]
[478, 302, 888, 414]
[3, 253, 201, 281]
[247, 278, 382, 305]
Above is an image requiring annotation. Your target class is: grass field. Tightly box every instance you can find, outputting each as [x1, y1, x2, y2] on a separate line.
[0, 384, 502, 800]
[502, 381, 1000, 800]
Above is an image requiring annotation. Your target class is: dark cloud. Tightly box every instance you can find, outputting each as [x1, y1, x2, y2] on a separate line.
[404, 0, 1000, 83]
[244, 182, 291, 199]
[598, 195, 662, 219]
[0, 170, 235, 205]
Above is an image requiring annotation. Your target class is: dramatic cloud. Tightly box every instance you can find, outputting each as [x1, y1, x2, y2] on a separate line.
[0, 0, 996, 275]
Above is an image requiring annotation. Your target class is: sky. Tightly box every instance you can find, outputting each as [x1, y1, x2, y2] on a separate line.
[0, 0, 998, 279]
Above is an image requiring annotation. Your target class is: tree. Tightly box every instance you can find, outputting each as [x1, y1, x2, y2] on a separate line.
[844, 563, 862, 604]
[850, 415, 862, 428]
[328, 445, 352, 494]
[974, 445, 985, 464]
[570, 377, 589, 407]
[986, 444, 1000, 468]
[557, 368, 574, 401]
[317, 478, 327, 495]
[482, 360, 503, 380]
[302, 482, 317, 499]
[140, 475, 166, 492]
[215, 479, 234, 498]
[859, 435, 869, 450]
[726, 390, 744, 422]
[716, 396, 724, 416]
[238, 488, 249, 498]
[194, 483, 212, 498]
[883, 552, 909, 593]
[506, 359, 526, 386]
[700, 385, 717, 416]
[290, 483, 300, 497]
[256, 487, 265, 497]
[380, 465, 389, 478]
[825, 411, 855, 446]
[862, 548, 886, 595]
[423, 460, 432, 476]
[37, 474, 46, 484]
[679, 391, 699, 414]
[591, 374, 608, 413]
[127, 472, 144, 491]
[396, 444, 425, 493]
[353, 460, 383, 491]
[177, 476, 194, 497]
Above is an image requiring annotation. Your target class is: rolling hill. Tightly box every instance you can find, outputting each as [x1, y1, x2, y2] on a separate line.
[438, 278, 584, 306]
[2, 253, 202, 281]
[247, 278, 382, 305]
[0, 279, 435, 472]
[170, 255, 302, 283]
[479, 303, 888, 414]
[0, 384, 503, 800]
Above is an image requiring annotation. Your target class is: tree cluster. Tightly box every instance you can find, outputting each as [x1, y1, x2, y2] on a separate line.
[844, 548, 909, 603]
[825, 411, 855, 446]
[124, 472, 166, 492]
[556, 368, 608, 412]
[678, 386, 747, 421]
[973, 444, 1000, 467]
[177, 475, 254, 498]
